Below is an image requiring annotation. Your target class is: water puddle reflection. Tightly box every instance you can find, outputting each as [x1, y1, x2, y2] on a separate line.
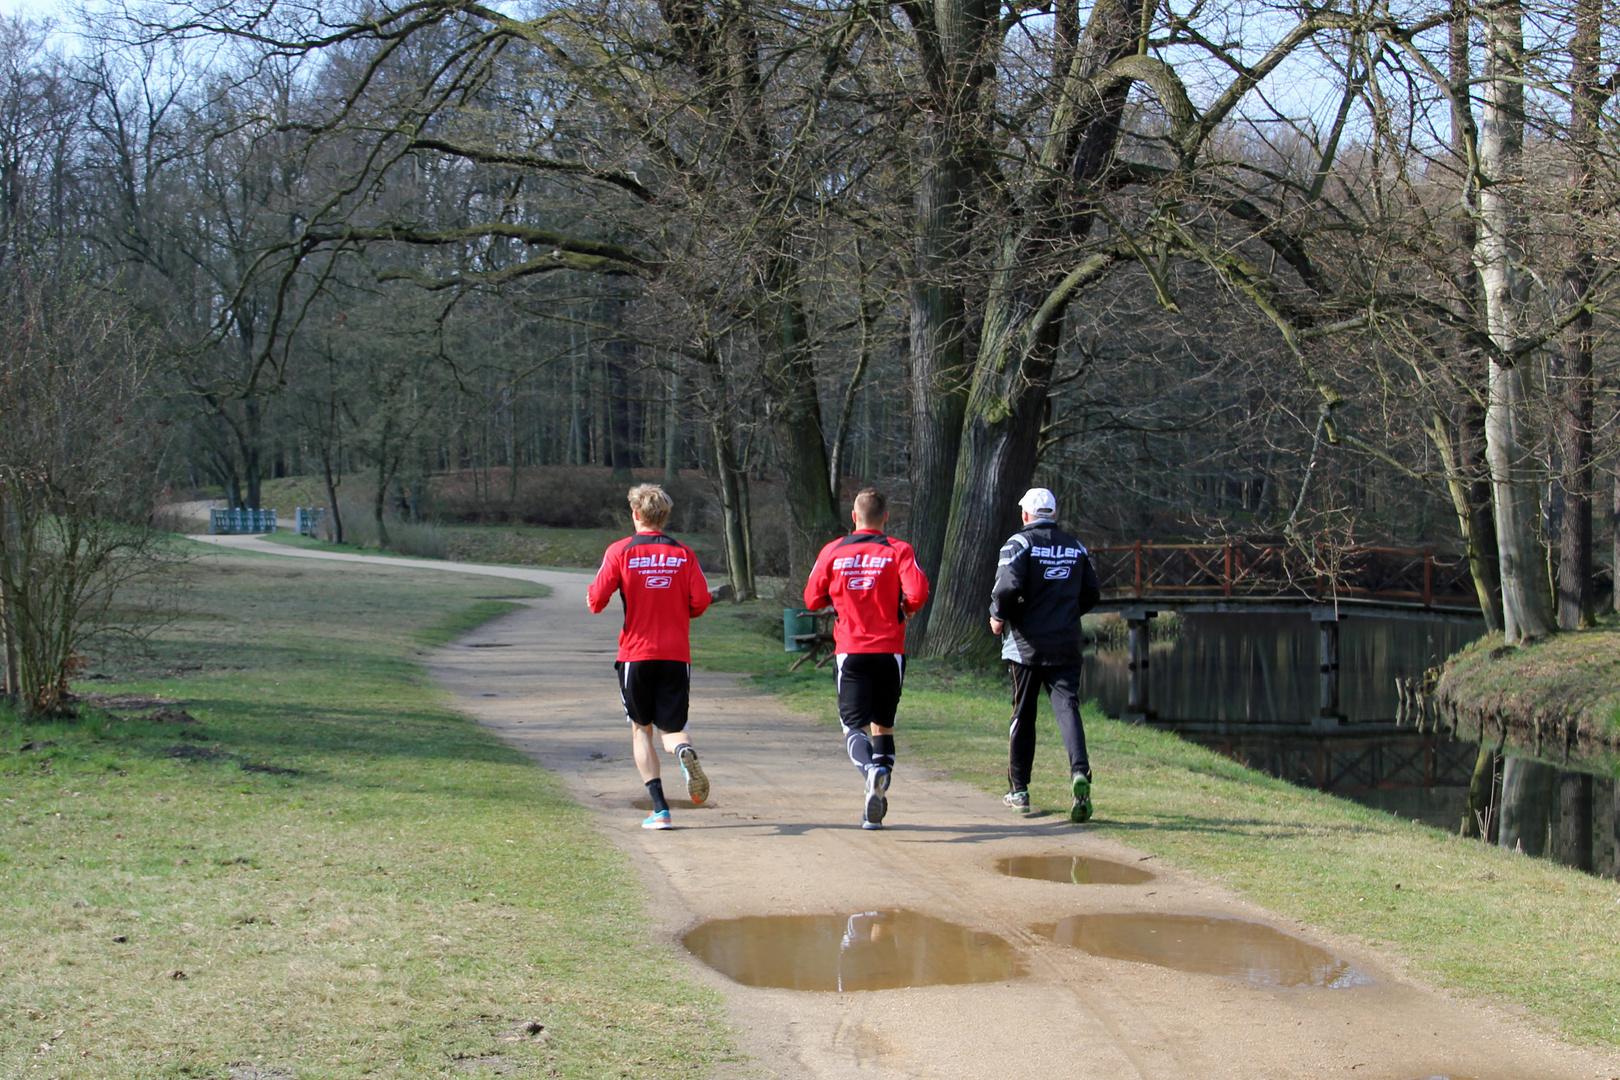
[996, 854, 1154, 884]
[1034, 913, 1369, 988]
[684, 909, 1025, 991]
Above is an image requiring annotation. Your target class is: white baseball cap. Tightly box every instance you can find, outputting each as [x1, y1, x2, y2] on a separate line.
[1018, 487, 1057, 517]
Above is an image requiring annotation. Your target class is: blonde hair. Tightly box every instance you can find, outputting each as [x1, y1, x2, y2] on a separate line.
[627, 483, 673, 529]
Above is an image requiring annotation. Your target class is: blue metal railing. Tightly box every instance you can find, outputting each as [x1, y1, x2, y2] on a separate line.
[209, 508, 277, 534]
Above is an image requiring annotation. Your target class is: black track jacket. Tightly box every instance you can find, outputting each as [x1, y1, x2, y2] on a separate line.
[989, 520, 1101, 666]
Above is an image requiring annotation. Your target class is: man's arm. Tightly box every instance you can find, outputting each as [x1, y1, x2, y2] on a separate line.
[1077, 554, 1101, 616]
[989, 536, 1027, 627]
[687, 555, 713, 618]
[897, 542, 930, 615]
[803, 544, 834, 610]
[586, 544, 621, 613]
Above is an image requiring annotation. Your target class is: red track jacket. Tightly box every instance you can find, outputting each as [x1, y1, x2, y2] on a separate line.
[804, 530, 930, 654]
[588, 532, 711, 661]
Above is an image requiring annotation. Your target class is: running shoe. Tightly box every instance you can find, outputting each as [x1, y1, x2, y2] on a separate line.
[863, 765, 891, 828]
[1069, 771, 1093, 824]
[1003, 789, 1031, 814]
[678, 745, 710, 805]
[641, 810, 673, 830]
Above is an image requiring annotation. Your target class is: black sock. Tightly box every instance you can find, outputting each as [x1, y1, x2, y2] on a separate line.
[645, 778, 669, 813]
[673, 742, 694, 759]
[871, 734, 895, 770]
[846, 728, 874, 771]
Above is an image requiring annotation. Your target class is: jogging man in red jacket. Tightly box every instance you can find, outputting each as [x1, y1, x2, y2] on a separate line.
[804, 488, 930, 829]
[587, 484, 712, 830]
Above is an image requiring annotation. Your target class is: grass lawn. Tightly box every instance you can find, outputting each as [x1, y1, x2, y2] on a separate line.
[690, 600, 1620, 1050]
[2, 547, 734, 1079]
[1437, 616, 1620, 750]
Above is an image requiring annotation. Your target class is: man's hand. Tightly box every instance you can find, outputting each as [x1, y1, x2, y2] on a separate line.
[989, 618, 1004, 635]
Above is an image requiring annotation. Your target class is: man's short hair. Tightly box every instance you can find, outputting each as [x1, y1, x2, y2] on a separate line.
[628, 484, 673, 528]
[853, 488, 887, 526]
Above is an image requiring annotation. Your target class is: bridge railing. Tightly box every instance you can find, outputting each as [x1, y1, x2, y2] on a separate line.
[1090, 542, 1479, 611]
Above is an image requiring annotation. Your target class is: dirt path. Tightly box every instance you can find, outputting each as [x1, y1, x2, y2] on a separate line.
[196, 535, 1618, 1080]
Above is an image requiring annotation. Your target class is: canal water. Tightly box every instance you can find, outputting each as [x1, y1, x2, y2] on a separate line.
[1082, 612, 1619, 876]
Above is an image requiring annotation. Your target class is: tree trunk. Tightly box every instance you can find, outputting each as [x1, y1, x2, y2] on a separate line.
[1556, 0, 1601, 631]
[1439, 10, 1505, 634]
[664, 371, 681, 484]
[1498, 755, 1556, 855]
[1556, 770, 1594, 872]
[322, 447, 345, 545]
[925, 292, 1066, 659]
[710, 418, 756, 602]
[760, 281, 841, 585]
[920, 0, 1142, 656]
[1461, 741, 1500, 839]
[906, 141, 976, 645]
[1475, 0, 1556, 643]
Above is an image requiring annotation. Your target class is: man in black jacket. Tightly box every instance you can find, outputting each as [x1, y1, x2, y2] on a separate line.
[988, 487, 1102, 822]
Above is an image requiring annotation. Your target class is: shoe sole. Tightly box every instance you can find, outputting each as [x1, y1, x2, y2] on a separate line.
[1070, 774, 1092, 824]
[681, 750, 710, 805]
[864, 768, 890, 827]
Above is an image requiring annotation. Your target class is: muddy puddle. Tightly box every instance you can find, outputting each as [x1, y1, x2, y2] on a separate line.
[632, 798, 711, 811]
[684, 909, 1025, 991]
[1034, 913, 1368, 988]
[996, 854, 1154, 884]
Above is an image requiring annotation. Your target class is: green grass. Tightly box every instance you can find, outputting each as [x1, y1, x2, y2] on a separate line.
[2, 549, 735, 1079]
[690, 599, 1620, 1049]
[266, 526, 709, 573]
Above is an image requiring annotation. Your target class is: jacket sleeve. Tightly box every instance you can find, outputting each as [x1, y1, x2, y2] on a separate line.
[586, 543, 621, 613]
[897, 542, 930, 615]
[989, 536, 1027, 621]
[1077, 553, 1101, 616]
[803, 543, 834, 610]
[687, 554, 712, 619]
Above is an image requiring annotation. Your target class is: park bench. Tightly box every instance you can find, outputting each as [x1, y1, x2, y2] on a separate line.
[783, 608, 837, 671]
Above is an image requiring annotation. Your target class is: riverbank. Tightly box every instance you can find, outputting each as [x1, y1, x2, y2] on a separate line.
[1, 546, 733, 1079]
[1434, 620, 1620, 760]
[689, 600, 1620, 1049]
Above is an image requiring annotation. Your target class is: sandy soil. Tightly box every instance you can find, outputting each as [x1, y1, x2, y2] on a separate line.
[194, 535, 1620, 1080]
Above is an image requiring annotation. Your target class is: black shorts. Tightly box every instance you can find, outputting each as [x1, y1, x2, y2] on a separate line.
[615, 659, 691, 732]
[835, 653, 906, 731]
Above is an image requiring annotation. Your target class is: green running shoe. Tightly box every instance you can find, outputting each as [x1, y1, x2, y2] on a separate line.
[1069, 771, 1093, 824]
[1003, 789, 1031, 814]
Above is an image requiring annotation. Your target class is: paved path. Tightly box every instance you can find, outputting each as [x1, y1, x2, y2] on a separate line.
[197, 535, 1618, 1080]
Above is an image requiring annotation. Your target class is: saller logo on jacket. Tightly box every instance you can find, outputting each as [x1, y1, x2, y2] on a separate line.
[804, 530, 930, 654]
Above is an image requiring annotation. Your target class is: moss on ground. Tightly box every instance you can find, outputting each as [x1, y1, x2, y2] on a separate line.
[1, 549, 735, 1080]
[690, 598, 1620, 1049]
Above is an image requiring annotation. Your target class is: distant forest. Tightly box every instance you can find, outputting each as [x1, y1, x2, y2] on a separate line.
[0, 0, 1615, 658]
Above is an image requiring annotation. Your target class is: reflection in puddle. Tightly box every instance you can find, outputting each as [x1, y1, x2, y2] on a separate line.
[632, 798, 710, 811]
[684, 910, 1025, 991]
[1035, 913, 1369, 988]
[996, 854, 1154, 884]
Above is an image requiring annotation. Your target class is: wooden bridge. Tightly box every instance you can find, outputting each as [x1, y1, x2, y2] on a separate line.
[1085, 542, 1483, 724]
[1089, 541, 1481, 615]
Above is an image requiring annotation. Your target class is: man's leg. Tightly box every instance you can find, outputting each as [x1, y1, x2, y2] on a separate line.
[654, 661, 708, 805]
[1006, 662, 1041, 807]
[1047, 665, 1092, 823]
[618, 660, 672, 829]
[837, 654, 877, 773]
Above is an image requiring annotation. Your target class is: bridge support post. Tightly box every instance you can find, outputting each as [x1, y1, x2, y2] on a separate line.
[1311, 606, 1345, 725]
[1121, 607, 1156, 722]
